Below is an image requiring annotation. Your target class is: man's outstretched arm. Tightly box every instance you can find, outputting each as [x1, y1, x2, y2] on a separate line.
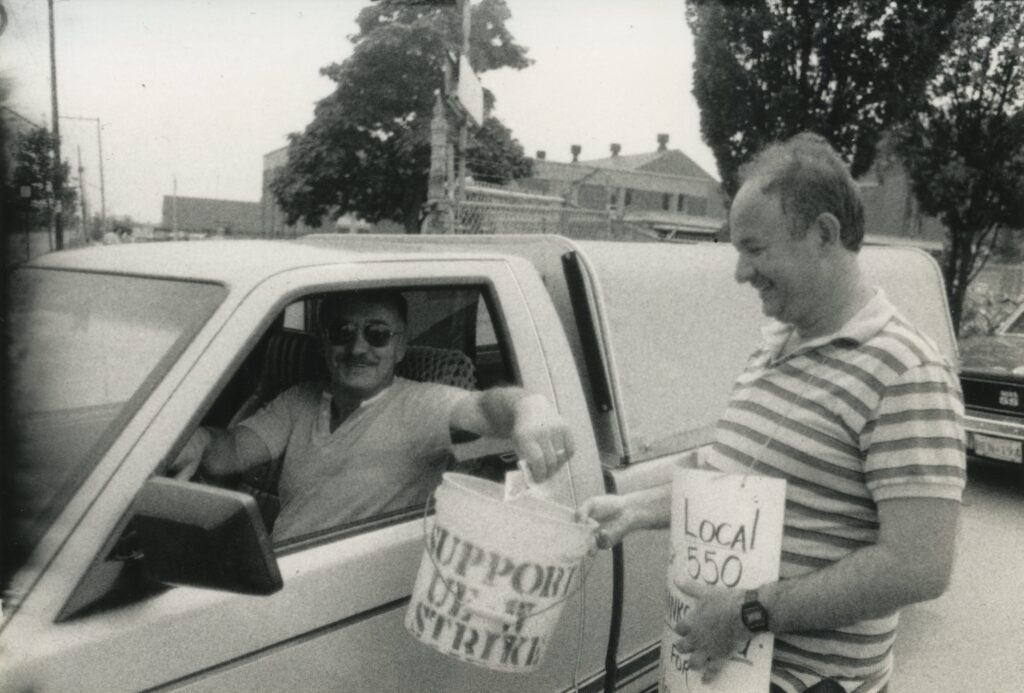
[450, 387, 575, 481]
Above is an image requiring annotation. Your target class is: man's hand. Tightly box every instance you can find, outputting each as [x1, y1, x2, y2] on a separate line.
[577, 495, 634, 549]
[165, 427, 211, 480]
[509, 393, 575, 482]
[673, 581, 749, 684]
[577, 484, 672, 548]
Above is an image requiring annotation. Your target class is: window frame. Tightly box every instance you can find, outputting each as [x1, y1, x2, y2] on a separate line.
[208, 281, 522, 553]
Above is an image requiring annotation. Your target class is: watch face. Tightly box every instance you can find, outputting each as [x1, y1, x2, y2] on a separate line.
[741, 601, 770, 633]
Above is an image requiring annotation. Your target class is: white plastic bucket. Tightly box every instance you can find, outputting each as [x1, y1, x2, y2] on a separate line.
[404, 472, 596, 673]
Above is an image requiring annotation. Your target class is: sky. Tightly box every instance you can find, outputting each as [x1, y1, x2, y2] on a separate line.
[2, 0, 717, 225]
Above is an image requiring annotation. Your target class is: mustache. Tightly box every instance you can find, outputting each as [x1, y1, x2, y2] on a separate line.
[337, 356, 378, 367]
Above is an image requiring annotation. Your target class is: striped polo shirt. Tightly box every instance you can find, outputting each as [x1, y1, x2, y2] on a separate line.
[709, 289, 966, 692]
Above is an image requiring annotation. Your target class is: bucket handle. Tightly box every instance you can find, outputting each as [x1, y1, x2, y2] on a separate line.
[419, 488, 598, 629]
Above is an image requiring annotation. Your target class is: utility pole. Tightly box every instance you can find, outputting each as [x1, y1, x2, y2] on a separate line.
[61, 116, 107, 233]
[97, 122, 106, 230]
[77, 145, 88, 243]
[47, 0, 64, 250]
[456, 0, 470, 207]
[172, 176, 179, 236]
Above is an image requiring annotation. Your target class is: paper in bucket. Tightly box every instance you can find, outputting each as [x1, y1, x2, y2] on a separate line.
[405, 472, 596, 673]
[661, 459, 786, 693]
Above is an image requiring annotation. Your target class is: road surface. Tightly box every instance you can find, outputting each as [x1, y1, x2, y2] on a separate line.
[892, 461, 1024, 692]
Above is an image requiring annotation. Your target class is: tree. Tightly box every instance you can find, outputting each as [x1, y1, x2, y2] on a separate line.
[464, 115, 531, 185]
[4, 126, 77, 234]
[271, 0, 532, 233]
[687, 0, 967, 197]
[896, 0, 1024, 334]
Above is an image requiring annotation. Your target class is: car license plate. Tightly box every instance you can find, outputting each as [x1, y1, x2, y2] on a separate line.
[972, 433, 1023, 463]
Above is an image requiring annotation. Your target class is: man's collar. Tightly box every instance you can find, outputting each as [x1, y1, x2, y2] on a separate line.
[357, 384, 393, 408]
[322, 381, 395, 410]
[761, 288, 896, 355]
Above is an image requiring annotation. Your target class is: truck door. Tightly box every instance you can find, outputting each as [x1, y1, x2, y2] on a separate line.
[0, 258, 615, 693]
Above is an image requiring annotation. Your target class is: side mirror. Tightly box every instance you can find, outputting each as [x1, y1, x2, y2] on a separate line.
[124, 477, 282, 595]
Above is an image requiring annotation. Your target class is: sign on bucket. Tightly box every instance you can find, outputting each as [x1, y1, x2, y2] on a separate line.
[405, 472, 596, 673]
[661, 458, 786, 693]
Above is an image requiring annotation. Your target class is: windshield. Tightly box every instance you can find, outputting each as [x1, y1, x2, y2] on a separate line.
[3, 269, 225, 591]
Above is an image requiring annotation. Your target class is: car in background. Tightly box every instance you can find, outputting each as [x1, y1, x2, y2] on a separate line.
[959, 302, 1024, 482]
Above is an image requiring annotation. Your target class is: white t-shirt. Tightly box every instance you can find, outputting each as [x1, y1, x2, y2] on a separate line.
[237, 377, 469, 541]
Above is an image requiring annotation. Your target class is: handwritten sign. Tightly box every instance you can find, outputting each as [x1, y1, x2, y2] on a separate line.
[661, 462, 786, 693]
[405, 522, 580, 672]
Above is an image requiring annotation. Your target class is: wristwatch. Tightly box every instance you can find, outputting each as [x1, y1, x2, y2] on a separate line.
[741, 589, 770, 633]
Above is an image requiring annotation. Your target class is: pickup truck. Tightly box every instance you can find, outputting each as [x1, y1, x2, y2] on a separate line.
[959, 302, 1024, 482]
[0, 234, 957, 692]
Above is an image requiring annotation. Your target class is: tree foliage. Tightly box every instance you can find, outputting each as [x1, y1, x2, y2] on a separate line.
[271, 0, 532, 233]
[4, 126, 77, 233]
[896, 0, 1024, 333]
[687, 0, 966, 197]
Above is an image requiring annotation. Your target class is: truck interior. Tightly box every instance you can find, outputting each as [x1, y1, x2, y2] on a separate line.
[187, 284, 521, 539]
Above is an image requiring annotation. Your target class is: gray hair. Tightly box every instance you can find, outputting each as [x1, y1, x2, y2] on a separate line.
[738, 132, 865, 251]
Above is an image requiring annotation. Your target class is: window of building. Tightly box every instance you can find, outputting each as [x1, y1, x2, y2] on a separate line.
[662, 193, 671, 211]
[687, 196, 708, 216]
[677, 194, 686, 213]
[624, 189, 633, 207]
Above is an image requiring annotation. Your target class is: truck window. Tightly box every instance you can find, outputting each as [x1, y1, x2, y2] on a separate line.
[186, 285, 516, 550]
[282, 301, 306, 330]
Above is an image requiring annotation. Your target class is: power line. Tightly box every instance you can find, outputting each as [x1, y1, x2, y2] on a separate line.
[0, 105, 45, 130]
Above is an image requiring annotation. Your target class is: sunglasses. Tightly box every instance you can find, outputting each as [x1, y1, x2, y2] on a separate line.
[325, 322, 403, 348]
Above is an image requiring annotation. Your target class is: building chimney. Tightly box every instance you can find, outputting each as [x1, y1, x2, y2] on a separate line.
[610, 143, 621, 157]
[571, 144, 582, 162]
[536, 150, 546, 160]
[657, 133, 669, 152]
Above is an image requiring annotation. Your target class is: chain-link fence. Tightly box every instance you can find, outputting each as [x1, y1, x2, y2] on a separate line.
[426, 184, 659, 242]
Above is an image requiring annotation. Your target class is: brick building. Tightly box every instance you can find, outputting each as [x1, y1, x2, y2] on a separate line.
[857, 139, 947, 253]
[160, 195, 262, 237]
[159, 147, 378, 238]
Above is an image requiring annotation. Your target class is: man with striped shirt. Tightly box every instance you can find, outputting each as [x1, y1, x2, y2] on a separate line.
[581, 133, 965, 692]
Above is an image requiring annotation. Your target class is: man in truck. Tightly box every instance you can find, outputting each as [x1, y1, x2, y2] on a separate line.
[581, 133, 966, 693]
[172, 289, 574, 542]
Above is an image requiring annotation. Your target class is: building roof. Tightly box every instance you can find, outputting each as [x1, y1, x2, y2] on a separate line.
[580, 151, 664, 170]
[529, 159, 717, 194]
[580, 149, 716, 181]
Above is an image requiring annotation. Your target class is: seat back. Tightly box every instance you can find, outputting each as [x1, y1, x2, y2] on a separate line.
[397, 345, 478, 390]
[260, 331, 327, 398]
[228, 330, 325, 428]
